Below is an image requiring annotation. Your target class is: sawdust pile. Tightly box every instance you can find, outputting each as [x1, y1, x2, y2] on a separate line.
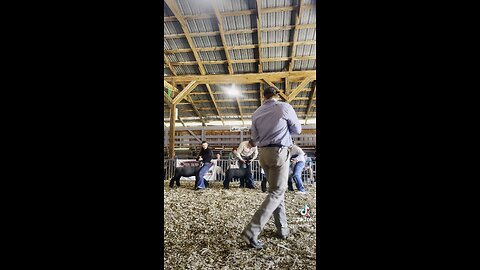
[164, 180, 317, 269]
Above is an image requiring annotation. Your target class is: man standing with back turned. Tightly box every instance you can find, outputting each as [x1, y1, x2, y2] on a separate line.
[240, 86, 302, 249]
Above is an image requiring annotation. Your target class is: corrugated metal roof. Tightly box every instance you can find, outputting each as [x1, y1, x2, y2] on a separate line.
[186, 18, 219, 33]
[189, 84, 206, 93]
[295, 28, 316, 41]
[302, 0, 316, 5]
[192, 35, 223, 48]
[232, 63, 257, 73]
[166, 52, 197, 62]
[164, 38, 191, 50]
[176, 0, 214, 16]
[164, 21, 184, 35]
[294, 44, 316, 57]
[218, 0, 256, 12]
[262, 0, 300, 8]
[175, 65, 200, 75]
[198, 50, 226, 61]
[261, 30, 293, 43]
[223, 15, 255, 31]
[262, 61, 289, 72]
[204, 64, 228, 75]
[229, 48, 256, 60]
[224, 33, 256, 46]
[299, 7, 316, 24]
[293, 59, 316, 70]
[164, 2, 174, 16]
[164, 0, 316, 127]
[261, 11, 294, 27]
[262, 46, 290, 58]
[164, 68, 173, 76]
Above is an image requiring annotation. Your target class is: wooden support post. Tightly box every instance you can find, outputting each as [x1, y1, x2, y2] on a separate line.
[169, 103, 176, 158]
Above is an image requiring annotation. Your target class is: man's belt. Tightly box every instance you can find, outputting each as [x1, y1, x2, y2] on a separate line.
[260, 144, 286, 148]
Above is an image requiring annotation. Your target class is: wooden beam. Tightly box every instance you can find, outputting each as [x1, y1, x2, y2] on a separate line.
[178, 116, 202, 143]
[185, 94, 207, 126]
[236, 97, 244, 125]
[166, 70, 316, 84]
[164, 41, 316, 54]
[163, 5, 315, 20]
[261, 4, 315, 14]
[169, 57, 315, 65]
[205, 84, 225, 125]
[262, 79, 289, 101]
[259, 83, 263, 106]
[285, 77, 290, 96]
[287, 77, 316, 103]
[172, 81, 198, 105]
[164, 25, 316, 39]
[164, 90, 173, 106]
[304, 85, 316, 124]
[164, 0, 206, 74]
[256, 0, 262, 73]
[169, 103, 176, 158]
[289, 0, 303, 72]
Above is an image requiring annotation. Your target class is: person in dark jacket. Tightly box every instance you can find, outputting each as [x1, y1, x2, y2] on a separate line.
[195, 141, 213, 190]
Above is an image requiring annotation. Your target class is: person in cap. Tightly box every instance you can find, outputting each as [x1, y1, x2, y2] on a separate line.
[240, 86, 302, 249]
[195, 141, 213, 190]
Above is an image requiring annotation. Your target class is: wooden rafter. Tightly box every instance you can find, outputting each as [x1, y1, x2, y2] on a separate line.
[259, 83, 263, 106]
[285, 77, 290, 96]
[236, 97, 244, 125]
[178, 116, 202, 143]
[164, 90, 173, 106]
[164, 0, 206, 74]
[212, 0, 243, 126]
[164, 25, 317, 38]
[185, 96, 207, 126]
[172, 81, 198, 105]
[166, 70, 316, 84]
[256, 0, 262, 73]
[205, 84, 225, 125]
[289, 0, 303, 72]
[163, 5, 316, 21]
[286, 77, 316, 103]
[168, 56, 316, 65]
[164, 41, 316, 54]
[304, 85, 316, 124]
[169, 102, 176, 158]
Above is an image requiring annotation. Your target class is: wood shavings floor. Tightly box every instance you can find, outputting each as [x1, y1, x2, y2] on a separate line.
[164, 180, 317, 270]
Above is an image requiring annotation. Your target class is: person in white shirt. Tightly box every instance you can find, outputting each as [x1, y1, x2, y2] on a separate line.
[234, 139, 259, 188]
[288, 143, 307, 194]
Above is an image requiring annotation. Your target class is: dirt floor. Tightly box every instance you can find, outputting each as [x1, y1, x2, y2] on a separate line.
[164, 180, 317, 270]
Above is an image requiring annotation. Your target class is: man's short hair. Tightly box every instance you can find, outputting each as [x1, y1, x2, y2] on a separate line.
[263, 86, 278, 99]
[201, 141, 208, 144]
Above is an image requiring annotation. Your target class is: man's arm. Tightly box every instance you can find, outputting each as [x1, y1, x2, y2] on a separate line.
[285, 104, 302, 135]
[251, 119, 259, 142]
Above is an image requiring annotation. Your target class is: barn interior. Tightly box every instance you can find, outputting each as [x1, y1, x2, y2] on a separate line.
[164, 0, 317, 269]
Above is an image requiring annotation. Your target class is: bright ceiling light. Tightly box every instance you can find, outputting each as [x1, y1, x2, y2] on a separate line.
[225, 84, 240, 97]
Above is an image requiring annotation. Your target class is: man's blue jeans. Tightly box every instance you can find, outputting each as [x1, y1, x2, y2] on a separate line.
[196, 162, 211, 189]
[288, 161, 305, 192]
